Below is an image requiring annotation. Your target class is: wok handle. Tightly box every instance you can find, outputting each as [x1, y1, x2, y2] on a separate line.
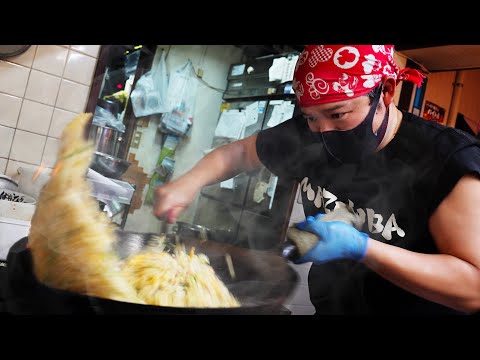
[279, 240, 301, 261]
[160, 219, 175, 234]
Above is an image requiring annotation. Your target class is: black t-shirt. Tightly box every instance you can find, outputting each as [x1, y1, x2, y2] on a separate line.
[256, 110, 480, 315]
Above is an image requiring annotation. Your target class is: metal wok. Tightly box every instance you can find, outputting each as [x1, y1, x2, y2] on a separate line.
[5, 230, 298, 314]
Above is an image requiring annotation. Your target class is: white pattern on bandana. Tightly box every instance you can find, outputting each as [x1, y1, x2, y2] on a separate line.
[306, 72, 329, 100]
[362, 54, 382, 74]
[332, 73, 359, 97]
[372, 45, 389, 56]
[333, 46, 360, 69]
[293, 80, 304, 99]
[383, 64, 395, 77]
[361, 74, 382, 88]
[295, 50, 309, 72]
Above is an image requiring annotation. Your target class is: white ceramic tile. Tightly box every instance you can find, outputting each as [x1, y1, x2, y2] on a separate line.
[0, 158, 7, 174]
[49, 108, 76, 138]
[0, 125, 14, 158]
[71, 45, 101, 58]
[55, 79, 90, 113]
[0, 60, 30, 97]
[10, 130, 46, 165]
[32, 45, 68, 77]
[17, 100, 54, 135]
[5, 159, 39, 179]
[41, 137, 61, 168]
[5, 45, 37, 67]
[24, 69, 61, 106]
[63, 50, 97, 86]
[0, 93, 22, 128]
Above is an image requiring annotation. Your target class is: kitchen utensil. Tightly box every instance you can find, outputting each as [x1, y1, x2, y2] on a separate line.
[5, 230, 298, 314]
[174, 221, 235, 244]
[89, 124, 123, 157]
[15, 167, 52, 200]
[0, 198, 35, 223]
[99, 200, 125, 217]
[0, 175, 19, 191]
[89, 151, 131, 179]
[0, 189, 36, 204]
[97, 98, 120, 118]
[0, 217, 30, 261]
[0, 45, 31, 59]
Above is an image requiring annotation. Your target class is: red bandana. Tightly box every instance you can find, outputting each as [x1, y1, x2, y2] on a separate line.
[292, 45, 426, 107]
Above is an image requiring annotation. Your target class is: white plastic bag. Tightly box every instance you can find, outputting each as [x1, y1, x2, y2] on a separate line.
[159, 60, 198, 136]
[130, 49, 170, 117]
[92, 106, 125, 132]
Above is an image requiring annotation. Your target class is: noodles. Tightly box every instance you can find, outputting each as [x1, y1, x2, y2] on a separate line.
[28, 112, 239, 309]
[122, 246, 240, 308]
[28, 113, 142, 304]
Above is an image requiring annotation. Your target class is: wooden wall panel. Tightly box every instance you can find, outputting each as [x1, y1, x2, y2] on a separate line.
[459, 69, 480, 124]
[422, 71, 456, 125]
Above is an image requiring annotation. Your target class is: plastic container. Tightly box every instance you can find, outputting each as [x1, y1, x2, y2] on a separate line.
[0, 189, 36, 204]
[16, 166, 51, 200]
[87, 176, 135, 205]
[89, 125, 123, 157]
[89, 151, 131, 179]
[0, 175, 18, 191]
[0, 216, 30, 260]
[0, 200, 35, 222]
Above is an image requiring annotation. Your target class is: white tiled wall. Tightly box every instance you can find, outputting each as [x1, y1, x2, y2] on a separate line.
[0, 158, 7, 174]
[0, 45, 100, 178]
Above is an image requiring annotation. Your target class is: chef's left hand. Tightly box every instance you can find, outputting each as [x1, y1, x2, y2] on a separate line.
[294, 214, 370, 264]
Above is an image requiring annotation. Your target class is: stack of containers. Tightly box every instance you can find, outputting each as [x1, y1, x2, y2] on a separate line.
[0, 174, 36, 261]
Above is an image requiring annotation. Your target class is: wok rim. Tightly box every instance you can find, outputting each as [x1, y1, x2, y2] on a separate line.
[6, 234, 299, 314]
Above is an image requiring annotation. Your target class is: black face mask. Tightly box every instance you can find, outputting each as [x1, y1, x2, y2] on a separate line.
[315, 84, 388, 165]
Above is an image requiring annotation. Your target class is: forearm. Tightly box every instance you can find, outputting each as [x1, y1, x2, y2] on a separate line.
[175, 135, 261, 189]
[362, 239, 480, 313]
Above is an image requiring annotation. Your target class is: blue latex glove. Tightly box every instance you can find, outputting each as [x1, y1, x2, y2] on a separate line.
[294, 213, 370, 264]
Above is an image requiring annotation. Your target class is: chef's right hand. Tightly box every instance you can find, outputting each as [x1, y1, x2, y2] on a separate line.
[153, 180, 198, 224]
